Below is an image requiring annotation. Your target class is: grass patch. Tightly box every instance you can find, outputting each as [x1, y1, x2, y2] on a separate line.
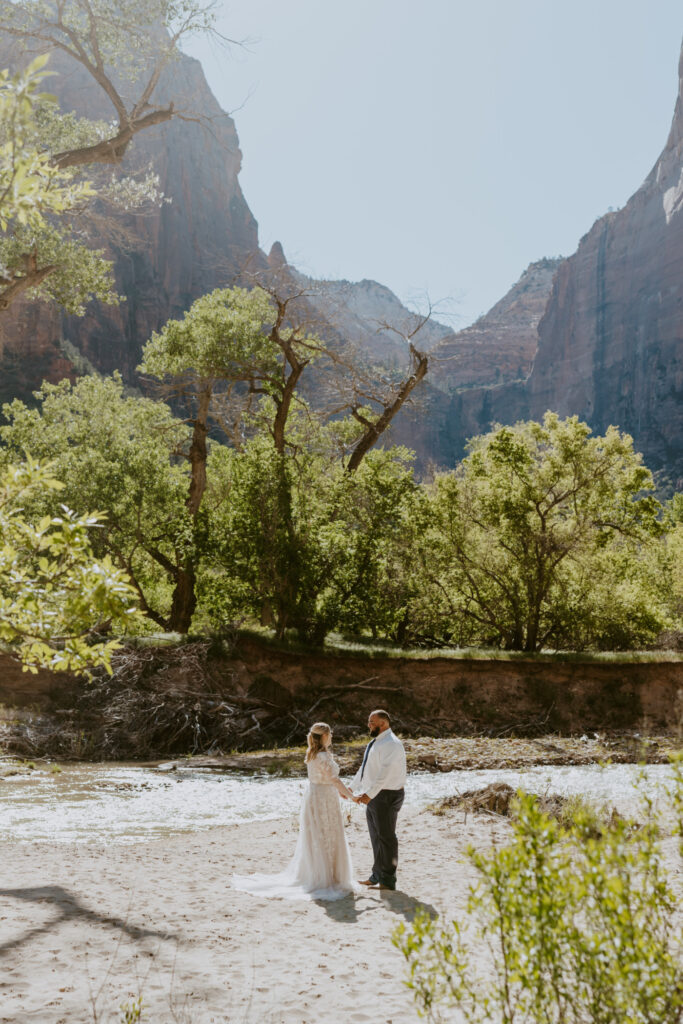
[232, 627, 683, 663]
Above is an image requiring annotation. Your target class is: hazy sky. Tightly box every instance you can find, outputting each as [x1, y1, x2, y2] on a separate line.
[184, 1, 683, 327]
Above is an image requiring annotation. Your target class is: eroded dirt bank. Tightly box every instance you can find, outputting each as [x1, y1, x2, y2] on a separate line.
[0, 637, 681, 760]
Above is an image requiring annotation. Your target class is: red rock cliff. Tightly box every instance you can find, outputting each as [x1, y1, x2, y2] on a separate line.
[441, 40, 683, 484]
[0, 40, 262, 403]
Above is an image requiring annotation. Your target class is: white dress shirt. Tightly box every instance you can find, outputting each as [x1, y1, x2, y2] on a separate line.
[351, 729, 407, 800]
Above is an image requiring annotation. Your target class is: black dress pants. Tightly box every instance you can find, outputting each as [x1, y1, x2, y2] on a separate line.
[366, 788, 405, 887]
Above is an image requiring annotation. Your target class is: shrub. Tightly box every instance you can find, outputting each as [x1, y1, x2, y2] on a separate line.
[393, 759, 683, 1023]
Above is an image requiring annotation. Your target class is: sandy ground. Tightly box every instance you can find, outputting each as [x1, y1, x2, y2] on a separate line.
[0, 804, 513, 1024]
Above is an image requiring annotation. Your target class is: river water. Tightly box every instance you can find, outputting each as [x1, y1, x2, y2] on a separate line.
[0, 762, 676, 844]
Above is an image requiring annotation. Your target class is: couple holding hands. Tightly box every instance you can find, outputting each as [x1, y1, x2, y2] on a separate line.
[233, 710, 407, 901]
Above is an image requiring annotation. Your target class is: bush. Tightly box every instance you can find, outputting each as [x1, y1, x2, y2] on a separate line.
[393, 758, 683, 1023]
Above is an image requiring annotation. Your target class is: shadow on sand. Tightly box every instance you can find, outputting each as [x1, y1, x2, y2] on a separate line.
[315, 888, 438, 925]
[0, 885, 173, 956]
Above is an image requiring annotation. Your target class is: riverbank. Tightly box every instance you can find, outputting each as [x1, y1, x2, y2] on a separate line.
[1, 732, 682, 784]
[1, 635, 682, 761]
[1, 809, 424, 1023]
[1, 754, 681, 1021]
[0, 793, 646, 1024]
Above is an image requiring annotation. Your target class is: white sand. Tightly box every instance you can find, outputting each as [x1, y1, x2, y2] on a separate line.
[0, 806, 512, 1024]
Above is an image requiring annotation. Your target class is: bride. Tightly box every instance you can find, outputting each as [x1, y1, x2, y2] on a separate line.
[232, 722, 356, 901]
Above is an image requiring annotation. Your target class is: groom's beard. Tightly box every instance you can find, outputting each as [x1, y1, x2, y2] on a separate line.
[369, 727, 381, 737]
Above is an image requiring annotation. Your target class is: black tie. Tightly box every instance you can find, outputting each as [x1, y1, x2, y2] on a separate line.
[360, 738, 376, 781]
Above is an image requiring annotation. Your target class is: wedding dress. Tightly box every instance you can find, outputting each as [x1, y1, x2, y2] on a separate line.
[232, 750, 355, 901]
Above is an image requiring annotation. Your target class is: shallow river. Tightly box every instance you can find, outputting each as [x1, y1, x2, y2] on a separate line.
[0, 762, 676, 844]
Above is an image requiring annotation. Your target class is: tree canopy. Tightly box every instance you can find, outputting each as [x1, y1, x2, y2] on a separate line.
[409, 414, 668, 651]
[0, 457, 140, 671]
[1, 374, 190, 631]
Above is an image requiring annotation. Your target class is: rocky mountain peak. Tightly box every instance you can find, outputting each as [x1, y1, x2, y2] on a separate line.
[441, 37, 683, 487]
[427, 257, 562, 393]
[267, 241, 287, 269]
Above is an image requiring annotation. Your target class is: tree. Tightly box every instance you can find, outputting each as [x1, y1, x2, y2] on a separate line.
[140, 278, 432, 636]
[0, 457, 140, 672]
[339, 338, 429, 474]
[0, 0, 222, 313]
[1, 374, 191, 630]
[664, 494, 683, 623]
[138, 285, 299, 631]
[0, 53, 163, 313]
[0, 0, 220, 169]
[0, 55, 122, 312]
[201, 432, 416, 643]
[416, 414, 666, 651]
[0, 53, 141, 674]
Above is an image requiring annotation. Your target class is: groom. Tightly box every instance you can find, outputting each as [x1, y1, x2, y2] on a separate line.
[351, 709, 407, 891]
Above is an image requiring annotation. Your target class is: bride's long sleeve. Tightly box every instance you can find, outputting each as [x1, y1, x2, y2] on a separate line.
[317, 752, 354, 799]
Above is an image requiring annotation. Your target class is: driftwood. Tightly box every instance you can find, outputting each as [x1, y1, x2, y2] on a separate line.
[429, 782, 628, 836]
[0, 643, 410, 759]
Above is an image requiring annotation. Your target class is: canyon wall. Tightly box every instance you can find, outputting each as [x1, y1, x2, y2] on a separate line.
[0, 39, 262, 404]
[440, 41, 683, 485]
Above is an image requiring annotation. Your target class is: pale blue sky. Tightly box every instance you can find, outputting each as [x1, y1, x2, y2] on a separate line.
[184, 1, 682, 326]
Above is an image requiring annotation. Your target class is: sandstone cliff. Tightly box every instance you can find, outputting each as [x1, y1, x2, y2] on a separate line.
[0, 40, 261, 404]
[527, 60, 683, 487]
[441, 41, 683, 486]
[430, 258, 561, 391]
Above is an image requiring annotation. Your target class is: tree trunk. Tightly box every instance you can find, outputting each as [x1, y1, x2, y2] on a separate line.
[168, 565, 197, 634]
[346, 346, 428, 473]
[53, 107, 175, 169]
[0, 254, 57, 313]
[187, 387, 212, 515]
[168, 385, 211, 632]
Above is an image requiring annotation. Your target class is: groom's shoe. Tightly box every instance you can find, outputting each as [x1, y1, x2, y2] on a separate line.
[369, 880, 396, 891]
[358, 876, 378, 886]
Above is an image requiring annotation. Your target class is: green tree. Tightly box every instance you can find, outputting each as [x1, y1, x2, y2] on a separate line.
[202, 431, 416, 643]
[0, 56, 91, 229]
[0, 457, 140, 672]
[0, 55, 121, 312]
[663, 494, 683, 625]
[418, 414, 666, 651]
[138, 285, 304, 631]
[139, 279, 432, 636]
[1, 375, 190, 630]
[0, 0, 219, 170]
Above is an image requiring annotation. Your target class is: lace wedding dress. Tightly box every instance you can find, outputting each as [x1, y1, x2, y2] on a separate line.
[232, 750, 355, 901]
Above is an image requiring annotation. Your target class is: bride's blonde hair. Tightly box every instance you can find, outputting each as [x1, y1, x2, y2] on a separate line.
[305, 722, 331, 762]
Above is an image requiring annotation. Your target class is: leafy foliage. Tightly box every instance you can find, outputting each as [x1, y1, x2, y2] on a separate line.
[0, 56, 93, 230]
[1, 375, 190, 630]
[394, 760, 683, 1024]
[0, 55, 150, 312]
[404, 414, 669, 650]
[201, 431, 416, 642]
[139, 286, 281, 386]
[0, 458, 140, 672]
